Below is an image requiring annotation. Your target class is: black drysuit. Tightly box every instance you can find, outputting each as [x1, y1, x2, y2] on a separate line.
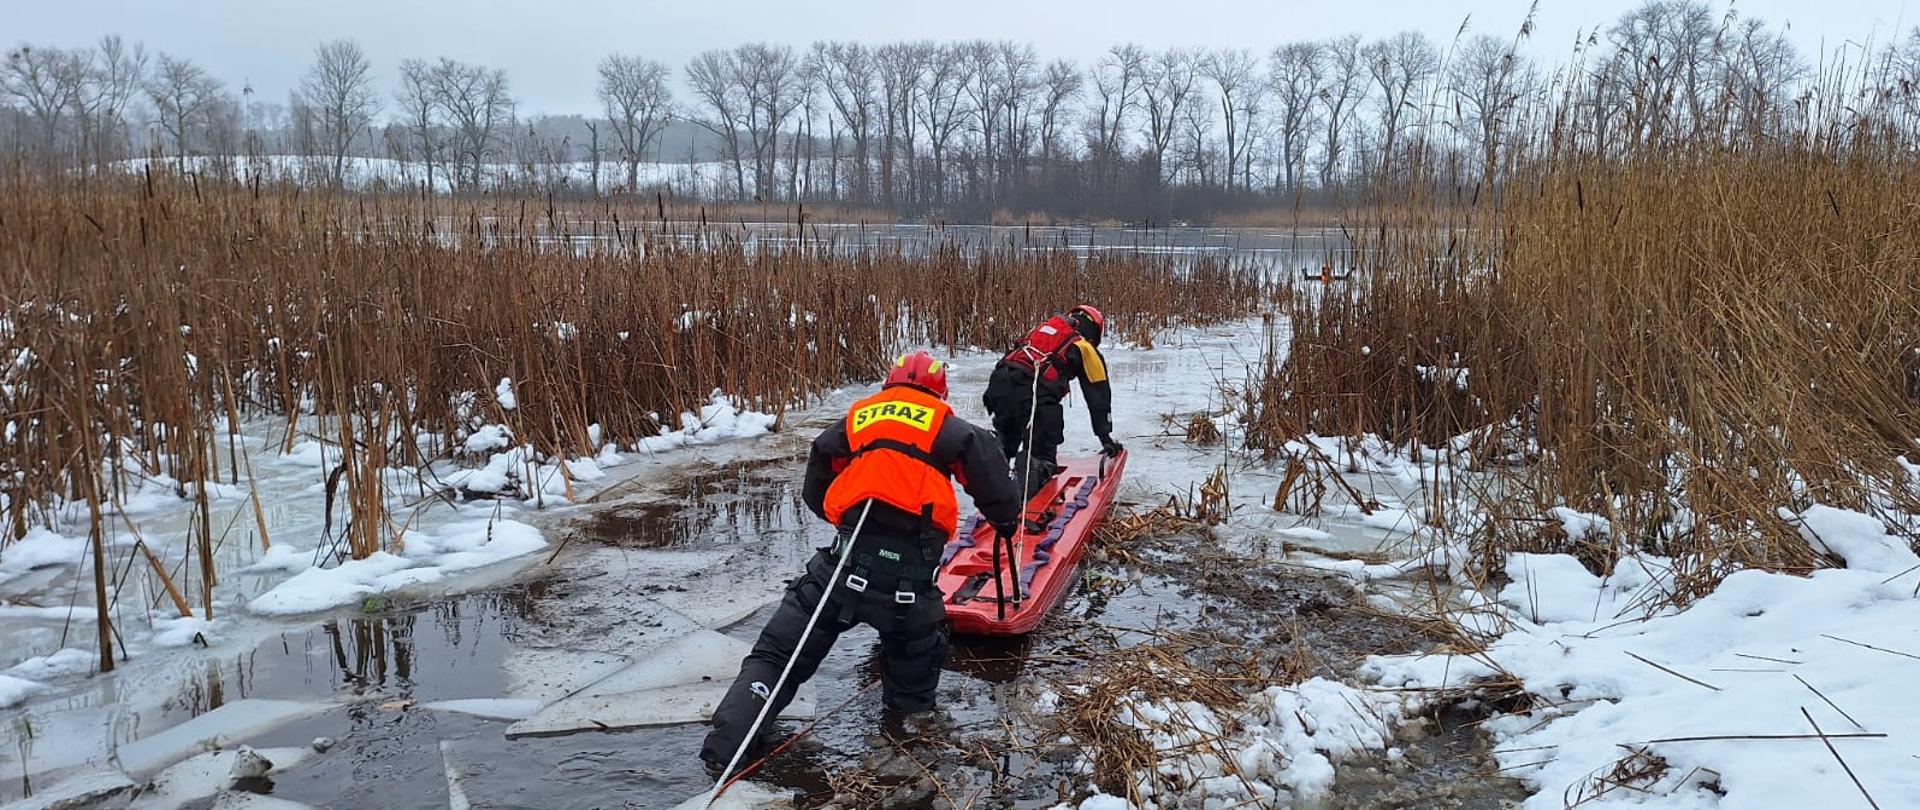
[983, 331, 1115, 499]
[699, 403, 1020, 768]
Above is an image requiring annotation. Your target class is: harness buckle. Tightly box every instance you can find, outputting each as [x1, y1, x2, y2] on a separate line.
[894, 591, 917, 604]
[845, 574, 869, 593]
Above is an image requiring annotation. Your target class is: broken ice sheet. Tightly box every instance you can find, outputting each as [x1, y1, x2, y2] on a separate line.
[507, 629, 814, 737]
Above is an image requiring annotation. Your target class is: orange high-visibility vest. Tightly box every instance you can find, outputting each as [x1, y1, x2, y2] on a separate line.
[823, 385, 959, 534]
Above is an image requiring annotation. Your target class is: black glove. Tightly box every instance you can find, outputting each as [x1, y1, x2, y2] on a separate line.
[1099, 436, 1124, 457]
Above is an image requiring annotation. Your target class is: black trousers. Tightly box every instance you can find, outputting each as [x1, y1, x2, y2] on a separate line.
[985, 365, 1065, 500]
[700, 547, 949, 765]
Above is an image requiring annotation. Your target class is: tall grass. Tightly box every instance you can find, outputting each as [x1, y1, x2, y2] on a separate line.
[1245, 57, 1920, 601]
[0, 171, 1272, 669]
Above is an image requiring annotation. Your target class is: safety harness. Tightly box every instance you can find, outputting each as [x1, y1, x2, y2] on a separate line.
[828, 524, 938, 630]
[1002, 314, 1082, 385]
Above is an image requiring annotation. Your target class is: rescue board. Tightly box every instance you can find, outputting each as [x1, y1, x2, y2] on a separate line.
[935, 449, 1127, 635]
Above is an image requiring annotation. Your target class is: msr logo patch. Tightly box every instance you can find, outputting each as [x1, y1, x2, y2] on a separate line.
[852, 401, 935, 432]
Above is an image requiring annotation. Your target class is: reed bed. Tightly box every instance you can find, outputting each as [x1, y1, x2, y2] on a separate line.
[1245, 83, 1920, 602]
[0, 171, 1272, 668]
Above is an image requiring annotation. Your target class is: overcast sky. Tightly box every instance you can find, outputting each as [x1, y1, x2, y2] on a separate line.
[10, 0, 1913, 117]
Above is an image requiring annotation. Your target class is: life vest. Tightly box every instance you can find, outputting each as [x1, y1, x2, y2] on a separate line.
[822, 385, 960, 534]
[1002, 315, 1081, 385]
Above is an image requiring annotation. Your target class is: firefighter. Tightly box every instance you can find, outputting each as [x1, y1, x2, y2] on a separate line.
[699, 351, 1021, 773]
[983, 304, 1121, 500]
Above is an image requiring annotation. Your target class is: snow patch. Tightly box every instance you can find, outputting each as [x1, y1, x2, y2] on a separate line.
[248, 519, 544, 616]
[0, 673, 48, 707]
[1793, 504, 1919, 574]
[494, 377, 518, 411]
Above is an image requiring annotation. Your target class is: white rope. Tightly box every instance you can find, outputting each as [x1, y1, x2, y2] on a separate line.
[704, 499, 874, 806]
[1013, 350, 1044, 603]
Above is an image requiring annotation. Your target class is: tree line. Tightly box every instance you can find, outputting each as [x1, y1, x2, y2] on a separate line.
[6, 1, 1920, 221]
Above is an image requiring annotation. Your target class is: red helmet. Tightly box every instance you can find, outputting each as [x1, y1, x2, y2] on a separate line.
[885, 351, 949, 399]
[1069, 304, 1106, 340]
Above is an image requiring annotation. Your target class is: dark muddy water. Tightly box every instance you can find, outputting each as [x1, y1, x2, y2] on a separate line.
[119, 463, 1520, 810]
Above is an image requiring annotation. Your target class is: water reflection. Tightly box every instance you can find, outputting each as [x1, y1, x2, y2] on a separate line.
[583, 461, 812, 549]
[324, 613, 416, 688]
[156, 583, 548, 734]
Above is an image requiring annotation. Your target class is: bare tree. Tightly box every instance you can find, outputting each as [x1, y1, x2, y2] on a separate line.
[1317, 35, 1367, 187]
[787, 58, 819, 200]
[1364, 31, 1441, 176]
[394, 58, 441, 192]
[1268, 42, 1323, 192]
[203, 91, 244, 178]
[739, 44, 804, 200]
[1607, 0, 1721, 146]
[430, 57, 513, 188]
[597, 53, 673, 192]
[1721, 18, 1804, 141]
[960, 40, 1003, 202]
[686, 44, 802, 200]
[1037, 58, 1082, 166]
[1087, 44, 1146, 163]
[1448, 35, 1525, 184]
[145, 53, 224, 169]
[875, 43, 924, 208]
[297, 40, 378, 186]
[1139, 48, 1200, 186]
[993, 41, 1041, 195]
[70, 36, 148, 171]
[686, 49, 750, 198]
[1177, 84, 1217, 187]
[916, 43, 972, 208]
[1895, 28, 1920, 129]
[1203, 48, 1260, 191]
[811, 42, 878, 202]
[2, 45, 88, 158]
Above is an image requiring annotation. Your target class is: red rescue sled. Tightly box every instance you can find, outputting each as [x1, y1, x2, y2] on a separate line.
[936, 450, 1128, 635]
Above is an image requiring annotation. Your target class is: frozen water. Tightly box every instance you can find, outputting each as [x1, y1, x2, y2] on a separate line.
[208, 794, 322, 810]
[507, 630, 816, 737]
[132, 746, 313, 810]
[0, 770, 136, 810]
[420, 698, 545, 721]
[115, 700, 330, 776]
[665, 781, 794, 810]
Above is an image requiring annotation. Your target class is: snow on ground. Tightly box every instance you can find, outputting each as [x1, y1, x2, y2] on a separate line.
[0, 673, 45, 708]
[1363, 507, 1920, 809]
[1055, 677, 1409, 808]
[246, 518, 544, 616]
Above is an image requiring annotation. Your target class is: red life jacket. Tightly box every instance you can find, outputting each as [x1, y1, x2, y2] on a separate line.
[1002, 315, 1081, 385]
[822, 385, 960, 534]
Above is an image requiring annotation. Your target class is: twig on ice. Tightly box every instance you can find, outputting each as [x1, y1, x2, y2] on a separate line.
[1802, 707, 1881, 810]
[1820, 634, 1920, 662]
[1794, 674, 1866, 732]
[1623, 650, 1720, 691]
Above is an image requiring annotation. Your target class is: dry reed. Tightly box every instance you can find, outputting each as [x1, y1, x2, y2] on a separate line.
[1242, 57, 1920, 604]
[0, 170, 1272, 669]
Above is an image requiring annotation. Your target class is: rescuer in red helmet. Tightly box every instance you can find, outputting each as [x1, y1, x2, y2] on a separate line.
[700, 351, 1021, 773]
[983, 304, 1121, 500]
